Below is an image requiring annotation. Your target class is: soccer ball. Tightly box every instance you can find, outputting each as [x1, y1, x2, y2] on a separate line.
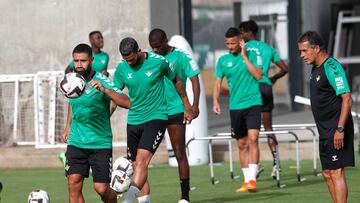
[113, 157, 133, 177]
[59, 72, 86, 98]
[110, 170, 131, 193]
[27, 189, 50, 203]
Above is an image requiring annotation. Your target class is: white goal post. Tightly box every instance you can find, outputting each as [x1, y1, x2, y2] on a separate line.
[0, 70, 128, 148]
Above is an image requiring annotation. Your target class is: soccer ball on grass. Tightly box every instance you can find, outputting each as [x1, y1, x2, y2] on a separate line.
[27, 189, 50, 203]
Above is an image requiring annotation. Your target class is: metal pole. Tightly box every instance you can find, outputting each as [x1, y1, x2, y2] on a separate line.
[13, 79, 19, 144]
[182, 0, 193, 47]
[208, 140, 217, 184]
[228, 140, 234, 179]
[287, 0, 304, 111]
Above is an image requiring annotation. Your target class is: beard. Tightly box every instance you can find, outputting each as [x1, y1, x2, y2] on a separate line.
[75, 66, 92, 79]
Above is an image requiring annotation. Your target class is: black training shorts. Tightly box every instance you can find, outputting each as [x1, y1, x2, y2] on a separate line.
[127, 119, 167, 161]
[167, 113, 185, 125]
[65, 145, 112, 183]
[259, 83, 274, 112]
[319, 133, 355, 170]
[230, 105, 262, 139]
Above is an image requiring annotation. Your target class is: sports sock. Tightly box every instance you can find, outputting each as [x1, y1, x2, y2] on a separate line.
[123, 185, 139, 203]
[271, 150, 277, 166]
[241, 168, 250, 183]
[180, 178, 190, 201]
[248, 164, 258, 182]
[137, 194, 150, 203]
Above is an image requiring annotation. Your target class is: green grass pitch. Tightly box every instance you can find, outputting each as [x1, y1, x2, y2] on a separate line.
[1, 159, 359, 203]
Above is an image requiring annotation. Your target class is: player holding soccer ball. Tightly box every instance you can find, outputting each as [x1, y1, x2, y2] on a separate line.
[60, 43, 131, 203]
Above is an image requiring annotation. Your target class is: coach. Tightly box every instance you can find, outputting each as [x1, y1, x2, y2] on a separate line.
[298, 31, 355, 203]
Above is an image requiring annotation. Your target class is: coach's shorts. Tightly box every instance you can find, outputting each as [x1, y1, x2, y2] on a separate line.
[127, 119, 167, 161]
[65, 145, 112, 183]
[259, 83, 274, 112]
[319, 133, 355, 170]
[167, 113, 185, 125]
[230, 105, 262, 139]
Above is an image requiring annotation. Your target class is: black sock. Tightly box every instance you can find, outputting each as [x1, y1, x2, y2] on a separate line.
[271, 150, 277, 166]
[180, 178, 190, 201]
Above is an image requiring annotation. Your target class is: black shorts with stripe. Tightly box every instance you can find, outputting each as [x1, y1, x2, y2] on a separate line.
[127, 119, 167, 162]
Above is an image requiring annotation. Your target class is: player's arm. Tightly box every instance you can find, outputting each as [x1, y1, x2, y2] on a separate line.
[212, 77, 223, 115]
[270, 60, 288, 84]
[102, 70, 109, 77]
[325, 63, 352, 150]
[189, 75, 200, 119]
[89, 80, 131, 109]
[60, 104, 72, 143]
[172, 75, 194, 123]
[102, 54, 110, 77]
[110, 101, 117, 117]
[334, 92, 352, 149]
[240, 39, 262, 80]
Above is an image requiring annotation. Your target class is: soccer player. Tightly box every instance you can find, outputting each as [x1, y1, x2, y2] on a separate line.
[66, 31, 110, 76]
[60, 43, 131, 203]
[298, 31, 354, 203]
[213, 27, 262, 193]
[239, 20, 288, 178]
[113, 37, 193, 203]
[148, 28, 200, 203]
[59, 31, 111, 167]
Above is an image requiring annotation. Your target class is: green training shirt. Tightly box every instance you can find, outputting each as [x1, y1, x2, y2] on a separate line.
[246, 40, 281, 85]
[69, 51, 109, 73]
[68, 72, 124, 149]
[214, 50, 262, 110]
[150, 48, 200, 115]
[114, 52, 176, 125]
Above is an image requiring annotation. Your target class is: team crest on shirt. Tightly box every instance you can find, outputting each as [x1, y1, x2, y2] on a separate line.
[101, 59, 106, 64]
[146, 71, 153, 77]
[316, 75, 320, 82]
[85, 87, 91, 94]
[227, 62, 233, 67]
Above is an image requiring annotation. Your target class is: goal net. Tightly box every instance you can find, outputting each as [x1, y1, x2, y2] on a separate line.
[0, 70, 128, 148]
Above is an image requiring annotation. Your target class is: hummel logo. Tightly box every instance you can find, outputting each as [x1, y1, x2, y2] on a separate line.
[127, 73, 133, 79]
[332, 155, 338, 162]
[146, 71, 152, 77]
[152, 131, 163, 149]
[227, 62, 233, 67]
[101, 59, 106, 64]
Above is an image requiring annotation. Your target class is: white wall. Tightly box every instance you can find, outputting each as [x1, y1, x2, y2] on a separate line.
[0, 0, 151, 74]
